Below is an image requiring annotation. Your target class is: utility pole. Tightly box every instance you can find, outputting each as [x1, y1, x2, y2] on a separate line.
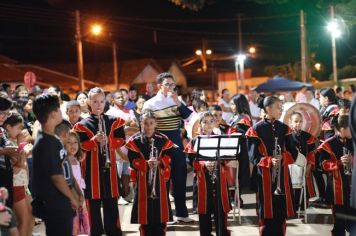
[300, 10, 307, 83]
[112, 41, 118, 90]
[330, 5, 338, 86]
[75, 10, 85, 91]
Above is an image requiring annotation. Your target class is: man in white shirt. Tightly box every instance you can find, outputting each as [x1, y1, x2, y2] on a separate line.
[143, 72, 193, 223]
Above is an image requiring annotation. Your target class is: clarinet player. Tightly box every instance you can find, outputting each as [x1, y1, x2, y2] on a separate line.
[73, 87, 127, 236]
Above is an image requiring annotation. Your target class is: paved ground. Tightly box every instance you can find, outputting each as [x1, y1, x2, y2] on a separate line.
[34, 172, 342, 236]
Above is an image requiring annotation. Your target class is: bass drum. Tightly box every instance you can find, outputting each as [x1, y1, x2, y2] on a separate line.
[280, 103, 322, 137]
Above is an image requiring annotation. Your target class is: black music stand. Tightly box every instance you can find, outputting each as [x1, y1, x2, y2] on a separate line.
[194, 134, 244, 236]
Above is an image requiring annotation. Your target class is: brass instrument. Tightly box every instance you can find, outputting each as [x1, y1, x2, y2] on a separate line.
[342, 147, 352, 176]
[98, 115, 111, 170]
[148, 138, 158, 199]
[271, 137, 283, 195]
[207, 161, 217, 184]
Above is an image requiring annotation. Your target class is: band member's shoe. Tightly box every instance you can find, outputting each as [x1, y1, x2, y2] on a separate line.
[118, 196, 129, 205]
[176, 216, 194, 223]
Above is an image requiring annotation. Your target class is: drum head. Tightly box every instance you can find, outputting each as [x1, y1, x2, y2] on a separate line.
[282, 103, 322, 137]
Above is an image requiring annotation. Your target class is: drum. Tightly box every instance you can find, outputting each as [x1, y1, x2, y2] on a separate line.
[280, 103, 322, 137]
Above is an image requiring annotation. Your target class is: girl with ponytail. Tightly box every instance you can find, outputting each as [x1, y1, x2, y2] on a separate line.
[246, 96, 298, 236]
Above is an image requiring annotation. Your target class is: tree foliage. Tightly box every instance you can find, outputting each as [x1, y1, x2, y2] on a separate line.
[169, 0, 207, 11]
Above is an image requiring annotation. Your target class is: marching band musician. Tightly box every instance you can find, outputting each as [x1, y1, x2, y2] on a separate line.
[209, 105, 237, 135]
[185, 111, 231, 236]
[246, 96, 298, 236]
[142, 72, 193, 222]
[126, 110, 175, 236]
[317, 114, 355, 236]
[319, 88, 338, 141]
[288, 111, 318, 211]
[73, 87, 126, 236]
[227, 94, 252, 206]
[321, 98, 351, 141]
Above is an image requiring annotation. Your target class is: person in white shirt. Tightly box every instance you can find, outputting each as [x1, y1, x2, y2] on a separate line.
[218, 89, 233, 123]
[247, 90, 261, 125]
[306, 89, 320, 110]
[295, 86, 308, 103]
[142, 72, 193, 223]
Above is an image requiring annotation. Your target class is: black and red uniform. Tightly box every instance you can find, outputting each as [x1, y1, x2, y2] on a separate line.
[246, 118, 298, 236]
[318, 135, 355, 236]
[185, 135, 231, 236]
[290, 130, 318, 210]
[73, 114, 126, 236]
[126, 132, 175, 236]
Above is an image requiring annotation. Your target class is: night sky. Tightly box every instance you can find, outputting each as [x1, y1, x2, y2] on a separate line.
[0, 0, 355, 78]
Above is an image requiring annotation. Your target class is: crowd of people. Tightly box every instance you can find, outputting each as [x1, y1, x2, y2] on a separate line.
[0, 73, 355, 236]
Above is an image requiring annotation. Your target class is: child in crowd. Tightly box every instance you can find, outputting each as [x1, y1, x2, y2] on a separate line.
[185, 111, 231, 236]
[3, 113, 34, 236]
[0, 187, 19, 236]
[126, 110, 175, 236]
[288, 112, 318, 211]
[66, 100, 82, 127]
[65, 131, 90, 235]
[318, 114, 355, 235]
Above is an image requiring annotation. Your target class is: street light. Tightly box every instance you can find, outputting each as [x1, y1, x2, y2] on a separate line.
[327, 16, 341, 86]
[195, 48, 212, 72]
[235, 54, 246, 92]
[91, 24, 103, 36]
[314, 63, 321, 71]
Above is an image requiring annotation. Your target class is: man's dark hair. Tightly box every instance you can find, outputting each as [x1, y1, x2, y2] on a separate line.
[209, 104, 222, 112]
[1, 83, 10, 91]
[129, 86, 137, 91]
[55, 120, 71, 136]
[3, 112, 24, 127]
[49, 85, 61, 94]
[156, 72, 174, 84]
[33, 94, 60, 124]
[349, 84, 356, 93]
[336, 87, 342, 94]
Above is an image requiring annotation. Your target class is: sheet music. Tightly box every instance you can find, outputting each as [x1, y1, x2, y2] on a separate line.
[193, 135, 240, 157]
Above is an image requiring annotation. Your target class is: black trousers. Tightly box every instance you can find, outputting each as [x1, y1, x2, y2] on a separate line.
[259, 218, 286, 236]
[43, 205, 74, 236]
[313, 171, 326, 201]
[332, 205, 354, 236]
[139, 223, 167, 236]
[199, 212, 229, 236]
[88, 198, 122, 236]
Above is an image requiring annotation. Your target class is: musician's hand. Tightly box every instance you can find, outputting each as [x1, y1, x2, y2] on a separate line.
[205, 161, 216, 172]
[95, 132, 106, 144]
[272, 156, 281, 167]
[147, 159, 158, 169]
[0, 187, 8, 201]
[78, 195, 84, 207]
[341, 155, 351, 166]
[0, 211, 11, 226]
[69, 197, 79, 210]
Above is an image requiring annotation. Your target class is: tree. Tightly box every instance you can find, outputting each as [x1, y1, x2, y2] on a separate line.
[169, 0, 207, 11]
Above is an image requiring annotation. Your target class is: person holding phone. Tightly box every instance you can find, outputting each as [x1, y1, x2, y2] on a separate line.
[143, 72, 193, 223]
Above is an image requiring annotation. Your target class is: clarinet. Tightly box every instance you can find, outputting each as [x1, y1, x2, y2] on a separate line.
[98, 115, 111, 170]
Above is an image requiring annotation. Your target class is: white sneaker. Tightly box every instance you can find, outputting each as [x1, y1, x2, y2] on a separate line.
[176, 216, 194, 223]
[118, 196, 129, 205]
